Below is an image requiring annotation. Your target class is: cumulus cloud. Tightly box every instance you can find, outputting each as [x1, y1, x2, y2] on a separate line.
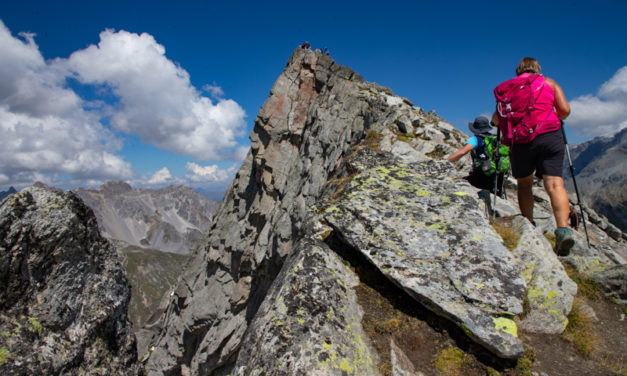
[567, 66, 627, 137]
[234, 145, 250, 161]
[0, 21, 133, 187]
[185, 162, 236, 183]
[147, 167, 179, 184]
[64, 29, 247, 161]
[0, 21, 248, 190]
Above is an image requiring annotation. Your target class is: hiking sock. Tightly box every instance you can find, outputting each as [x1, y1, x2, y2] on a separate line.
[554, 227, 575, 256]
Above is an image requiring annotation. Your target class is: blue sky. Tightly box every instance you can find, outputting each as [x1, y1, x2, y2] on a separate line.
[1, 0, 626, 199]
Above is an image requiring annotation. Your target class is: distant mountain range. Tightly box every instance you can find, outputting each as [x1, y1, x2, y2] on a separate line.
[75, 181, 220, 254]
[0, 186, 17, 201]
[564, 127, 626, 231]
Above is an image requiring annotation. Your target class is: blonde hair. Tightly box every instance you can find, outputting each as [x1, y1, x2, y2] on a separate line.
[516, 57, 542, 76]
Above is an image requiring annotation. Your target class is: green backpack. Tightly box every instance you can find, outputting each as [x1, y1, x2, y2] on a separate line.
[471, 135, 510, 176]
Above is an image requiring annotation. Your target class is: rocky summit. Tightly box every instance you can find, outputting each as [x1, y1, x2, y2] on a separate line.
[1, 47, 626, 376]
[0, 184, 140, 375]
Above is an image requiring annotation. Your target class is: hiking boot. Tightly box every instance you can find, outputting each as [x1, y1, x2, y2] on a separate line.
[554, 227, 575, 256]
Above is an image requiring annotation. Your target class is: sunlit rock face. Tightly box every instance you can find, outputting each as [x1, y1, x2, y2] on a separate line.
[0, 184, 141, 375]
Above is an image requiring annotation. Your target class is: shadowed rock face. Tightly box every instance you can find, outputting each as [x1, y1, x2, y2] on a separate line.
[233, 238, 379, 375]
[0, 184, 141, 375]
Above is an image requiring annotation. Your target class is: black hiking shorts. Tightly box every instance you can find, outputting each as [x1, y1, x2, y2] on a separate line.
[510, 130, 565, 179]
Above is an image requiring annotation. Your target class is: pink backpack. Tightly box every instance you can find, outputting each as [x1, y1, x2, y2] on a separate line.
[494, 74, 544, 146]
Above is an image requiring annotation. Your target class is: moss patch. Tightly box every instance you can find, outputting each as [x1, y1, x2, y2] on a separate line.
[0, 347, 8, 366]
[562, 297, 599, 357]
[514, 347, 536, 376]
[28, 317, 42, 336]
[491, 217, 520, 251]
[563, 264, 601, 300]
[434, 346, 475, 376]
[364, 130, 383, 151]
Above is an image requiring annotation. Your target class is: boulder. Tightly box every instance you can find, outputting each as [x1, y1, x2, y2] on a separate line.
[0, 185, 140, 375]
[323, 149, 526, 359]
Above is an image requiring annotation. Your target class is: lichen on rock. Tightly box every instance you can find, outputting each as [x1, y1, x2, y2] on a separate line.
[323, 148, 527, 359]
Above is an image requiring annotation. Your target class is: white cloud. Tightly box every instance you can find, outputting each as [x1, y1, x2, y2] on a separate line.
[234, 145, 250, 161]
[567, 66, 627, 138]
[185, 162, 236, 183]
[203, 83, 224, 99]
[0, 21, 133, 187]
[64, 29, 247, 161]
[148, 167, 178, 184]
[0, 21, 248, 190]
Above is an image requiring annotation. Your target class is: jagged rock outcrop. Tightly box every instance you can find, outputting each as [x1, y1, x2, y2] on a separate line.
[0, 184, 141, 375]
[146, 47, 377, 375]
[144, 47, 627, 375]
[75, 182, 219, 254]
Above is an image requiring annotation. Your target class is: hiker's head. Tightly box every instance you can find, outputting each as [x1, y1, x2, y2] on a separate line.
[468, 116, 496, 136]
[516, 57, 541, 76]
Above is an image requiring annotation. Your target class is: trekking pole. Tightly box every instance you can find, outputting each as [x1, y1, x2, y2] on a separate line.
[561, 121, 591, 247]
[491, 127, 502, 220]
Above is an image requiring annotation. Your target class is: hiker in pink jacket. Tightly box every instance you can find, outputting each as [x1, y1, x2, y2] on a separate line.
[492, 57, 574, 255]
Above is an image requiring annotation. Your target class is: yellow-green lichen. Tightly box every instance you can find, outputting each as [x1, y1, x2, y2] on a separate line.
[0, 347, 8, 365]
[493, 317, 518, 337]
[28, 317, 42, 336]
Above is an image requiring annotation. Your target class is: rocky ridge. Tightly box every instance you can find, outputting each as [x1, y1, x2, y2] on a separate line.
[1, 47, 625, 375]
[143, 47, 627, 375]
[562, 127, 627, 233]
[0, 183, 140, 375]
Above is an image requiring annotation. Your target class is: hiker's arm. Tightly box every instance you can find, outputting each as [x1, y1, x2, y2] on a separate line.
[447, 144, 474, 163]
[546, 78, 570, 120]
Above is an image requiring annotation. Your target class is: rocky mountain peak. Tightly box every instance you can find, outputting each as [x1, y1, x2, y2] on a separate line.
[101, 180, 134, 194]
[75, 183, 219, 254]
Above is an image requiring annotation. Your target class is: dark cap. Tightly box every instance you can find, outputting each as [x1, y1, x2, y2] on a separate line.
[468, 116, 496, 136]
